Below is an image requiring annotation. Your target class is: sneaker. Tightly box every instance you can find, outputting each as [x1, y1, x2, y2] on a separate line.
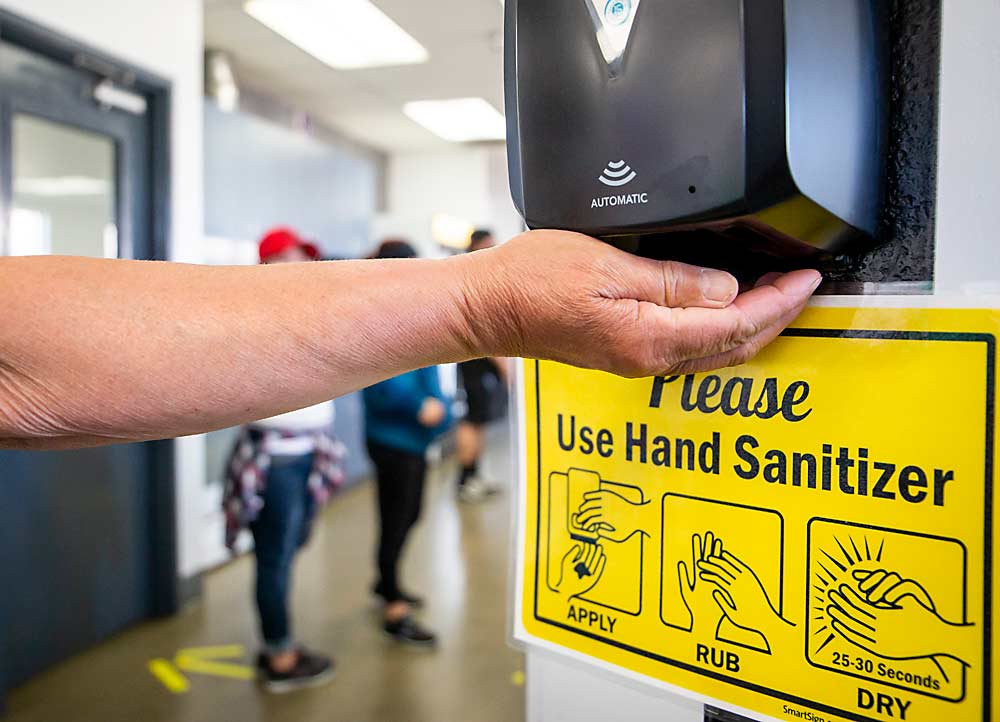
[384, 616, 437, 648]
[458, 477, 501, 504]
[259, 649, 336, 694]
[372, 582, 425, 608]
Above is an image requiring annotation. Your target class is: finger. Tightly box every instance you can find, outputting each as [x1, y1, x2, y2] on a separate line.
[583, 543, 598, 570]
[711, 536, 723, 558]
[623, 256, 740, 309]
[590, 543, 604, 570]
[828, 603, 875, 635]
[755, 272, 783, 288]
[720, 550, 745, 570]
[869, 572, 904, 604]
[712, 589, 737, 613]
[697, 560, 736, 582]
[659, 270, 820, 360]
[883, 580, 936, 611]
[831, 619, 877, 649]
[856, 569, 888, 596]
[582, 491, 605, 501]
[678, 561, 694, 590]
[717, 551, 744, 577]
[829, 586, 876, 621]
[576, 511, 603, 529]
[853, 568, 878, 585]
[564, 544, 582, 564]
[591, 552, 607, 581]
[704, 532, 715, 561]
[692, 534, 703, 566]
[698, 571, 730, 589]
[663, 287, 813, 374]
[577, 500, 602, 515]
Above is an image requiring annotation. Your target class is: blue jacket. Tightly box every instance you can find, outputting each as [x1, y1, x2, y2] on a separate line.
[363, 366, 453, 455]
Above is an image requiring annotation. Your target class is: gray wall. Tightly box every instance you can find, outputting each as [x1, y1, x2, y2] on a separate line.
[204, 102, 377, 257]
[203, 103, 379, 483]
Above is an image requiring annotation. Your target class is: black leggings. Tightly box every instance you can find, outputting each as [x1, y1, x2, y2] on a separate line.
[368, 440, 427, 603]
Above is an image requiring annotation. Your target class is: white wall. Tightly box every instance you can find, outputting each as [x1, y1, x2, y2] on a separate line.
[374, 145, 524, 257]
[934, 0, 1000, 292]
[0, 0, 212, 578]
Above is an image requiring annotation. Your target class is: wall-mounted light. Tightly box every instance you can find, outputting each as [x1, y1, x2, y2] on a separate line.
[404, 98, 506, 143]
[205, 50, 240, 113]
[244, 0, 429, 70]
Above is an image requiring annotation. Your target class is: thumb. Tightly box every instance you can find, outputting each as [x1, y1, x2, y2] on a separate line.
[616, 254, 739, 310]
[712, 589, 737, 614]
[563, 544, 582, 564]
[678, 560, 694, 591]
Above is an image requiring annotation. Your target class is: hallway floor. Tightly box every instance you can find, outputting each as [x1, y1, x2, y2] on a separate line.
[5, 437, 524, 722]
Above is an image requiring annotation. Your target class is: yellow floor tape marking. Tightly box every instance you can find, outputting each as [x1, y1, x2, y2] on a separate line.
[176, 645, 246, 660]
[149, 645, 255, 692]
[175, 654, 256, 681]
[148, 658, 190, 694]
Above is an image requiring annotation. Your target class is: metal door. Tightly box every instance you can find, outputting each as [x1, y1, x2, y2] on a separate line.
[0, 29, 175, 698]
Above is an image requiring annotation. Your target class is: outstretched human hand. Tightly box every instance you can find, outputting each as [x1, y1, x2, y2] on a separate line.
[556, 543, 608, 600]
[470, 231, 822, 377]
[0, 230, 820, 449]
[574, 489, 651, 543]
[851, 569, 935, 611]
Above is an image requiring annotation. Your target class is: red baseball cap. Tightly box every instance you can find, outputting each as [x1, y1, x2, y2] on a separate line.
[258, 227, 320, 263]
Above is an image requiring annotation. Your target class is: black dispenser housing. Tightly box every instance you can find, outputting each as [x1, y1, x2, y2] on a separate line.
[505, 0, 891, 263]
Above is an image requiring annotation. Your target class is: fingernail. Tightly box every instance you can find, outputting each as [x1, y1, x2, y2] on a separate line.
[701, 269, 739, 303]
[784, 270, 823, 296]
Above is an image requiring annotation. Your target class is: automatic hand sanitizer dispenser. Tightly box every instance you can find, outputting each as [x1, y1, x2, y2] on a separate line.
[505, 0, 889, 260]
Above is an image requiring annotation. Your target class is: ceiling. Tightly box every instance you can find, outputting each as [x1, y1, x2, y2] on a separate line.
[204, 0, 506, 153]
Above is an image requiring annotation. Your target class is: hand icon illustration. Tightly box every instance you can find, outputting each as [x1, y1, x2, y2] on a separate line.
[575, 489, 651, 543]
[827, 574, 973, 664]
[697, 548, 793, 653]
[678, 532, 729, 634]
[555, 543, 607, 599]
[852, 569, 935, 611]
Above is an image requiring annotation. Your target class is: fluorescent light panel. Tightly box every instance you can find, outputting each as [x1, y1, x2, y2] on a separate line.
[244, 0, 429, 70]
[404, 98, 507, 143]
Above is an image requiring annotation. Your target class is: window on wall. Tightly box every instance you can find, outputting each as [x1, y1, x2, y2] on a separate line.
[11, 114, 118, 258]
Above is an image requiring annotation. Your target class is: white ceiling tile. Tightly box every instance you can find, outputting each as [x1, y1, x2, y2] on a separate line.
[204, 0, 506, 151]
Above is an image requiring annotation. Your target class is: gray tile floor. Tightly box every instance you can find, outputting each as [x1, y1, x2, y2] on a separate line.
[5, 431, 524, 722]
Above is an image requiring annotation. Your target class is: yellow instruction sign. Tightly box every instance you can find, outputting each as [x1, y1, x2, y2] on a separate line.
[519, 307, 997, 722]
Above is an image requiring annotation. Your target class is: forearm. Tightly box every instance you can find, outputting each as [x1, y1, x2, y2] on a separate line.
[0, 254, 483, 447]
[0, 230, 822, 449]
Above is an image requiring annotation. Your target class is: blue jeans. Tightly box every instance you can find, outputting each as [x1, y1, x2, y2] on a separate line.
[250, 454, 316, 653]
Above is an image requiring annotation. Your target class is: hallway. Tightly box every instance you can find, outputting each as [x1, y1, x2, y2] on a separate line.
[4, 439, 524, 722]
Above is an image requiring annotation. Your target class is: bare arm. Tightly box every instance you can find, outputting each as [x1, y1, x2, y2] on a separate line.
[0, 230, 820, 449]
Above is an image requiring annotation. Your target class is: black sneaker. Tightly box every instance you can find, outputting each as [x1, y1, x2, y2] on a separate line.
[384, 616, 437, 648]
[372, 582, 425, 608]
[259, 649, 336, 694]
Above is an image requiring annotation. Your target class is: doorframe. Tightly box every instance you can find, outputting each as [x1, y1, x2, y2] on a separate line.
[0, 8, 177, 710]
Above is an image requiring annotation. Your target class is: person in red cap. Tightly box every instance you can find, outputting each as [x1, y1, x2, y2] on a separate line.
[222, 227, 341, 693]
[258, 227, 321, 264]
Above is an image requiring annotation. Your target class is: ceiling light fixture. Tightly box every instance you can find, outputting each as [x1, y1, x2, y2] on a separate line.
[403, 98, 507, 143]
[244, 0, 429, 70]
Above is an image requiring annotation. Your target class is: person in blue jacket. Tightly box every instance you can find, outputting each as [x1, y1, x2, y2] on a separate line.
[363, 239, 453, 646]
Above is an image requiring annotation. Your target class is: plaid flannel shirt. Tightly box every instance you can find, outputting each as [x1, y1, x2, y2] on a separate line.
[223, 427, 346, 550]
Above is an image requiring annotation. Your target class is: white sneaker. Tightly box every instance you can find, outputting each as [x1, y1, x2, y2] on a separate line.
[458, 477, 501, 504]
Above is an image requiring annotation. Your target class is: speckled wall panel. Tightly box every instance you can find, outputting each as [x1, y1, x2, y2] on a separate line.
[829, 0, 940, 285]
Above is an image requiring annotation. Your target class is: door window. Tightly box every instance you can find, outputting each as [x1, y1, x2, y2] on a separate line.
[10, 114, 117, 257]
